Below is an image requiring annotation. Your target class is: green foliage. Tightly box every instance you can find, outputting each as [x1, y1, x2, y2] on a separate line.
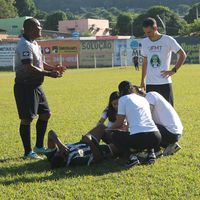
[179, 18, 200, 36]
[34, 0, 200, 12]
[116, 12, 132, 35]
[0, 0, 18, 18]
[184, 3, 200, 23]
[35, 9, 48, 20]
[0, 65, 200, 199]
[190, 19, 200, 36]
[15, 0, 37, 17]
[176, 4, 190, 16]
[65, 11, 76, 20]
[132, 6, 187, 37]
[44, 10, 67, 31]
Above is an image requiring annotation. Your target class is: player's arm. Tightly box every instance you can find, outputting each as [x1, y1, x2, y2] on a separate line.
[43, 62, 66, 74]
[48, 130, 69, 154]
[81, 135, 103, 163]
[23, 63, 61, 78]
[140, 56, 147, 91]
[97, 117, 106, 126]
[173, 49, 187, 72]
[161, 49, 186, 78]
[110, 115, 126, 130]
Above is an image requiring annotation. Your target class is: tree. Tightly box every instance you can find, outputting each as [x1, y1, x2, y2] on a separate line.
[44, 11, 67, 31]
[132, 6, 187, 37]
[15, 0, 37, 17]
[184, 3, 200, 23]
[0, 0, 18, 18]
[190, 19, 200, 36]
[176, 4, 190, 16]
[116, 12, 135, 35]
[35, 10, 48, 20]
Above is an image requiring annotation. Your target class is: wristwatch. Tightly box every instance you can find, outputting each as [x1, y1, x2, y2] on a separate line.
[172, 67, 177, 73]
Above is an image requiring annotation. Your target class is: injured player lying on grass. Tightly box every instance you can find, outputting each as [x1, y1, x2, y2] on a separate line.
[44, 125, 118, 169]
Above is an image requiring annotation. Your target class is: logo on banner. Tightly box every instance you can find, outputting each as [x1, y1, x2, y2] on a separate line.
[22, 51, 30, 56]
[130, 40, 141, 49]
[44, 47, 50, 54]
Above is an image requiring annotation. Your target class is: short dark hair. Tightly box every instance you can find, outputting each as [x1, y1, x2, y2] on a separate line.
[50, 155, 66, 169]
[23, 18, 39, 31]
[142, 17, 157, 28]
[118, 81, 133, 96]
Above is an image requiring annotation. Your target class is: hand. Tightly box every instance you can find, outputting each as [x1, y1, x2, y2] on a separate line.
[49, 70, 62, 78]
[55, 65, 67, 74]
[161, 70, 175, 78]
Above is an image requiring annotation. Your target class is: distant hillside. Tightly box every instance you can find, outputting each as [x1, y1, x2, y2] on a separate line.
[34, 0, 200, 12]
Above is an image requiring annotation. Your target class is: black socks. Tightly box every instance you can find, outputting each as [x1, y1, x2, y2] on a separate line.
[35, 119, 48, 148]
[20, 124, 31, 155]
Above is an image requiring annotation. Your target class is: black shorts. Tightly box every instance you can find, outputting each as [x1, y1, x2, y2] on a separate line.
[156, 124, 182, 148]
[14, 83, 51, 119]
[111, 130, 161, 154]
[146, 83, 174, 106]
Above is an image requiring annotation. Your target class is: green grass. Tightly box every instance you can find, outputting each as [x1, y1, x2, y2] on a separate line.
[0, 65, 200, 200]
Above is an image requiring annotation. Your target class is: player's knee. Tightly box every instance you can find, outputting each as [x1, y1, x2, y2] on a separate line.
[39, 112, 51, 121]
[21, 118, 33, 125]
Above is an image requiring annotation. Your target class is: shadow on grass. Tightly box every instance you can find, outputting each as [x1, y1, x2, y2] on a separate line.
[0, 158, 127, 185]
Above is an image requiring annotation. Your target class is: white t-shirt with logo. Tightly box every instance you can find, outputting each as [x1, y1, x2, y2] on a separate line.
[145, 92, 183, 134]
[118, 94, 158, 135]
[141, 35, 182, 85]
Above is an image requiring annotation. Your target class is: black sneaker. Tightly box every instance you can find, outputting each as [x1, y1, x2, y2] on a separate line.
[126, 154, 140, 167]
[146, 151, 156, 165]
[155, 149, 163, 158]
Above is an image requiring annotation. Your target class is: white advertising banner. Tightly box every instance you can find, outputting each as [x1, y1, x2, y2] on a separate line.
[126, 38, 144, 66]
[114, 39, 128, 66]
[0, 42, 17, 67]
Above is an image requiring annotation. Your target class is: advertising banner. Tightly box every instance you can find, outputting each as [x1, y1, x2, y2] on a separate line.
[0, 42, 17, 67]
[126, 38, 144, 66]
[114, 39, 128, 66]
[38, 40, 80, 67]
[80, 40, 114, 67]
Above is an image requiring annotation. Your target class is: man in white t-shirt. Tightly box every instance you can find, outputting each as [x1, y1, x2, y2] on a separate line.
[140, 17, 186, 106]
[145, 91, 183, 156]
[108, 81, 161, 167]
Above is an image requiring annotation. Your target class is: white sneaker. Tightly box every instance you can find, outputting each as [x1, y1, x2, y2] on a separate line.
[163, 143, 181, 156]
[33, 146, 47, 154]
[24, 151, 43, 160]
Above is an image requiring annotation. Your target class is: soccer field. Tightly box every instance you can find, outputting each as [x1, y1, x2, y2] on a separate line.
[0, 65, 200, 199]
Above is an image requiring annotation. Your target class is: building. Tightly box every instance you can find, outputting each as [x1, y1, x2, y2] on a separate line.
[58, 19, 110, 37]
[0, 16, 31, 35]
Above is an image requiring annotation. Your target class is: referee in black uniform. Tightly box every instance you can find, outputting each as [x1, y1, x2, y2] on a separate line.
[14, 18, 65, 159]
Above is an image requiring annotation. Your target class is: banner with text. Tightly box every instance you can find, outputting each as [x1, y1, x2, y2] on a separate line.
[38, 40, 80, 67]
[0, 42, 17, 67]
[80, 40, 114, 67]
